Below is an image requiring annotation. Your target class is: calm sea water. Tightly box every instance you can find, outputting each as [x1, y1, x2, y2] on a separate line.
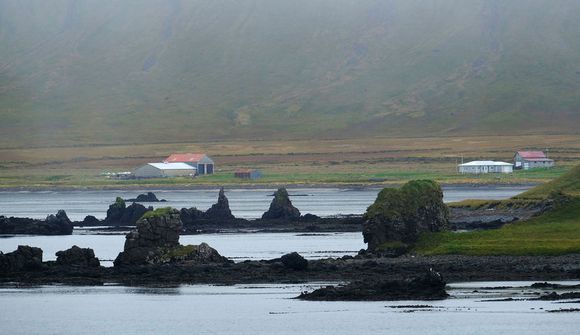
[0, 281, 578, 335]
[0, 232, 365, 266]
[0, 186, 531, 221]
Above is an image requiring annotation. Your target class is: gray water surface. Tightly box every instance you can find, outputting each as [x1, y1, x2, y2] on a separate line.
[0, 186, 531, 221]
[0, 282, 578, 335]
[0, 232, 365, 266]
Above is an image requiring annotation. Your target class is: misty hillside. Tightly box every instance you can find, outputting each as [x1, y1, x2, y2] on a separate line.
[1, 0, 580, 147]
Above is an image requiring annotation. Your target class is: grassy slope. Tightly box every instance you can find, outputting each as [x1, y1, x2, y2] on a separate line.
[1, 1, 580, 147]
[415, 198, 580, 255]
[415, 164, 580, 255]
[516, 164, 580, 199]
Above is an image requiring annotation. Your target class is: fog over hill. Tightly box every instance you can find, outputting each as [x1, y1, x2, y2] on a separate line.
[1, 0, 579, 147]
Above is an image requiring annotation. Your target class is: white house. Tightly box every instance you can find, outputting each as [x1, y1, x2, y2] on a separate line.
[458, 161, 513, 174]
[134, 162, 197, 178]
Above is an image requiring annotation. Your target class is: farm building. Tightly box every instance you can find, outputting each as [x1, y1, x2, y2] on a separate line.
[514, 151, 554, 170]
[134, 162, 197, 178]
[458, 161, 513, 174]
[234, 169, 262, 180]
[164, 153, 214, 175]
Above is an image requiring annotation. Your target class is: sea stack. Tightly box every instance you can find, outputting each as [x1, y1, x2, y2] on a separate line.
[261, 188, 301, 221]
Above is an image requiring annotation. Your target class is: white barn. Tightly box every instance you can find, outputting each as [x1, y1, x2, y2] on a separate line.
[458, 161, 513, 174]
[134, 162, 197, 178]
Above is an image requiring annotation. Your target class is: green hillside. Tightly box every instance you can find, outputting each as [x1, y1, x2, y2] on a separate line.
[517, 164, 580, 199]
[416, 164, 580, 255]
[1, 0, 580, 147]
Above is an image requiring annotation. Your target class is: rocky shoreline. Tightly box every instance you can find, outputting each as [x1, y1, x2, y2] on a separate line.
[1, 251, 579, 287]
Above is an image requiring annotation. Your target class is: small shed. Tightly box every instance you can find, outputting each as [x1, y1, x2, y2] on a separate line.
[234, 169, 262, 180]
[135, 162, 197, 178]
[514, 151, 554, 170]
[458, 161, 513, 174]
[164, 153, 214, 175]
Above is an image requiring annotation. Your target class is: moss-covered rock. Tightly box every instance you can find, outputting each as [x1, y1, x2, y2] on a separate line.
[363, 180, 448, 251]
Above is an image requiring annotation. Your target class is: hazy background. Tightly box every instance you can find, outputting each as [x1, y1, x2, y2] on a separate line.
[1, 0, 579, 148]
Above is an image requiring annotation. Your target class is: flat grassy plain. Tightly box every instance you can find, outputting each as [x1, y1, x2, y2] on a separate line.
[0, 134, 579, 189]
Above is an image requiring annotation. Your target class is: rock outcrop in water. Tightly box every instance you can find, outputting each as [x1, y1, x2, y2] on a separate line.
[56, 245, 100, 267]
[125, 192, 166, 203]
[204, 188, 235, 221]
[0, 210, 73, 235]
[362, 180, 449, 252]
[114, 207, 228, 266]
[0, 245, 43, 273]
[261, 188, 301, 221]
[298, 269, 448, 301]
[104, 197, 152, 226]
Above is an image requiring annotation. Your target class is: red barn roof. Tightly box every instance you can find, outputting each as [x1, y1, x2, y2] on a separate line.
[517, 151, 547, 159]
[164, 153, 207, 163]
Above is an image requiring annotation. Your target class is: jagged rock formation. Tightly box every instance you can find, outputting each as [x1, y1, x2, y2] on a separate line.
[104, 197, 151, 226]
[363, 180, 449, 251]
[0, 210, 73, 235]
[204, 188, 235, 221]
[298, 269, 448, 301]
[55, 245, 100, 267]
[0, 246, 43, 273]
[125, 192, 166, 203]
[114, 208, 228, 266]
[262, 188, 301, 221]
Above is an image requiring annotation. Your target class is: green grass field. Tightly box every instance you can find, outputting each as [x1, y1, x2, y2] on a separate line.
[415, 164, 580, 256]
[415, 197, 580, 256]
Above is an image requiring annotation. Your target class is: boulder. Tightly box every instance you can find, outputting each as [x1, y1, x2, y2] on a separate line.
[363, 180, 449, 251]
[56, 245, 100, 267]
[126, 192, 166, 202]
[261, 188, 301, 221]
[204, 187, 235, 220]
[280, 252, 308, 270]
[81, 215, 101, 226]
[0, 245, 43, 273]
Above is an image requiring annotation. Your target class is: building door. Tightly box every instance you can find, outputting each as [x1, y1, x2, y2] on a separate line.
[207, 164, 214, 174]
[198, 164, 206, 175]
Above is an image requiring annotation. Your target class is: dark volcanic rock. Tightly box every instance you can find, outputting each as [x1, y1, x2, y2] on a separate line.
[298, 269, 448, 301]
[126, 192, 166, 203]
[180, 207, 206, 225]
[0, 245, 43, 273]
[362, 180, 448, 251]
[80, 215, 101, 226]
[205, 188, 235, 221]
[114, 208, 229, 266]
[262, 188, 301, 221]
[0, 210, 73, 235]
[56, 245, 100, 267]
[104, 197, 151, 226]
[280, 252, 308, 270]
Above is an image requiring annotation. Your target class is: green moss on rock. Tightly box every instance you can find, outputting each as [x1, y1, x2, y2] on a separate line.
[363, 180, 449, 251]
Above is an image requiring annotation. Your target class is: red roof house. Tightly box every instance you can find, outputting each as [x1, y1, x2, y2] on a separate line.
[514, 151, 554, 169]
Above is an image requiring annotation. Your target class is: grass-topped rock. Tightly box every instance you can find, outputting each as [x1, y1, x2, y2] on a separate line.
[114, 207, 228, 266]
[363, 180, 448, 251]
